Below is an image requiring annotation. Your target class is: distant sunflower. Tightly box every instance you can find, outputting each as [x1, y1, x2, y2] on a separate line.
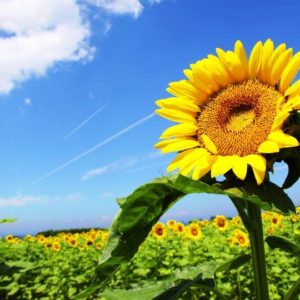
[155, 39, 300, 185]
[151, 222, 167, 239]
[233, 230, 249, 247]
[52, 241, 61, 252]
[5, 234, 14, 242]
[186, 223, 202, 240]
[166, 220, 177, 229]
[214, 215, 229, 231]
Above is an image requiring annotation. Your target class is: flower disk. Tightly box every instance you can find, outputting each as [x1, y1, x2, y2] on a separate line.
[155, 39, 300, 185]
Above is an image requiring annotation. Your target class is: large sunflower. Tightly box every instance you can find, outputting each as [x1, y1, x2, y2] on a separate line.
[155, 39, 300, 185]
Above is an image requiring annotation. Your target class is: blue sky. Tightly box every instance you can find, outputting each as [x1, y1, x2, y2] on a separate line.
[1, 0, 300, 235]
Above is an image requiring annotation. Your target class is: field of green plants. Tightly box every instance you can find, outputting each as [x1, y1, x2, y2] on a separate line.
[1, 210, 300, 299]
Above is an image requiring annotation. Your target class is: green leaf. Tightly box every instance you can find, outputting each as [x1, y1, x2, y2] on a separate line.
[0, 218, 16, 224]
[101, 262, 223, 300]
[243, 181, 295, 213]
[285, 277, 300, 300]
[215, 254, 251, 274]
[265, 236, 300, 255]
[282, 157, 300, 189]
[172, 175, 272, 211]
[75, 181, 185, 299]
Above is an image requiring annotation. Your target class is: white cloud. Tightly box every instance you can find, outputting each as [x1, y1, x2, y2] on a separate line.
[88, 0, 144, 18]
[82, 156, 138, 181]
[0, 195, 45, 208]
[148, 0, 163, 4]
[24, 97, 32, 105]
[0, 0, 94, 94]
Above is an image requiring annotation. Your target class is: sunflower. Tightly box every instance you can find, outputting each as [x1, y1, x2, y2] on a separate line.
[52, 241, 61, 252]
[68, 237, 78, 247]
[151, 222, 167, 239]
[175, 222, 186, 235]
[231, 216, 242, 226]
[166, 219, 177, 229]
[186, 223, 202, 240]
[155, 39, 300, 185]
[5, 234, 14, 242]
[290, 214, 299, 223]
[213, 215, 229, 231]
[233, 230, 250, 247]
[270, 213, 283, 227]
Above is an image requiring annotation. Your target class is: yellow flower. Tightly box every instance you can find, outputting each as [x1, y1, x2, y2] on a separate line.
[166, 220, 177, 229]
[231, 216, 242, 226]
[5, 234, 14, 242]
[186, 223, 202, 240]
[96, 242, 102, 250]
[52, 241, 61, 252]
[155, 40, 300, 185]
[233, 230, 249, 247]
[213, 215, 229, 231]
[68, 237, 78, 247]
[175, 222, 186, 234]
[290, 214, 299, 223]
[151, 222, 167, 239]
[296, 207, 300, 214]
[270, 213, 283, 227]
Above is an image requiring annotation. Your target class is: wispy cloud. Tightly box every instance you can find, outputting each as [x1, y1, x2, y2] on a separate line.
[82, 150, 163, 181]
[82, 156, 138, 181]
[33, 112, 156, 183]
[0, 195, 45, 208]
[88, 0, 144, 18]
[64, 103, 108, 140]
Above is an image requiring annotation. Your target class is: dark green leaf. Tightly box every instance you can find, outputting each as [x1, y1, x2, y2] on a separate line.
[265, 236, 300, 255]
[215, 254, 251, 274]
[285, 277, 300, 300]
[75, 181, 185, 299]
[172, 175, 272, 211]
[244, 181, 295, 213]
[282, 157, 300, 189]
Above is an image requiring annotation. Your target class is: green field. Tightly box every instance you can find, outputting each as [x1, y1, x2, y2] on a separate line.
[1, 211, 300, 299]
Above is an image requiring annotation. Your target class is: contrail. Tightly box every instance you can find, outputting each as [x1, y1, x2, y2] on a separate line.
[64, 103, 108, 140]
[33, 112, 156, 184]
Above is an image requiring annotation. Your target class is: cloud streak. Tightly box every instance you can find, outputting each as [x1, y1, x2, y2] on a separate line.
[33, 112, 156, 183]
[64, 103, 108, 139]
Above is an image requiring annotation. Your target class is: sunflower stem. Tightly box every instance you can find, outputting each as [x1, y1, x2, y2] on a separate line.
[247, 202, 269, 300]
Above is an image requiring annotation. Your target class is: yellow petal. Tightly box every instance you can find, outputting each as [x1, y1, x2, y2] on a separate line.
[258, 140, 280, 153]
[160, 123, 198, 139]
[271, 110, 290, 130]
[161, 139, 200, 153]
[156, 97, 200, 112]
[155, 108, 196, 123]
[155, 138, 185, 149]
[265, 43, 286, 84]
[201, 134, 218, 154]
[216, 49, 244, 82]
[167, 80, 201, 102]
[178, 148, 208, 170]
[279, 52, 300, 93]
[211, 155, 237, 178]
[284, 79, 300, 97]
[248, 41, 263, 79]
[232, 156, 248, 180]
[270, 48, 293, 86]
[167, 149, 194, 172]
[268, 130, 299, 148]
[190, 61, 220, 92]
[244, 154, 266, 185]
[192, 155, 216, 180]
[205, 56, 232, 87]
[258, 39, 274, 82]
[234, 40, 248, 79]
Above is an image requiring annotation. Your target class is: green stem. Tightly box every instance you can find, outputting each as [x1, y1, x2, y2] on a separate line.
[247, 202, 269, 300]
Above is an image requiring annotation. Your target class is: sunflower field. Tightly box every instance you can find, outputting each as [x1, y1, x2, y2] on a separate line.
[1, 209, 300, 299]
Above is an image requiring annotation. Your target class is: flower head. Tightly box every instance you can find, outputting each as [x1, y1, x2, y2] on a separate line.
[155, 40, 300, 185]
[151, 222, 167, 239]
[213, 215, 229, 231]
[186, 223, 202, 240]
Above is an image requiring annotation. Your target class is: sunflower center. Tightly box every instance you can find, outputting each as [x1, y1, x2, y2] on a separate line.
[198, 80, 281, 156]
